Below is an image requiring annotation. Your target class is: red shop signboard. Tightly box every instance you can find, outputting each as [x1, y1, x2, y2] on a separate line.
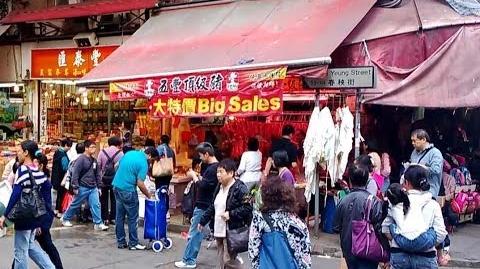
[31, 46, 118, 79]
[109, 67, 288, 117]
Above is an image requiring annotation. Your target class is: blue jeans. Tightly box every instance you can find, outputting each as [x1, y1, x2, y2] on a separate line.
[62, 186, 102, 224]
[345, 257, 379, 269]
[390, 252, 438, 269]
[14, 229, 54, 269]
[182, 207, 207, 265]
[114, 188, 139, 247]
[390, 224, 437, 252]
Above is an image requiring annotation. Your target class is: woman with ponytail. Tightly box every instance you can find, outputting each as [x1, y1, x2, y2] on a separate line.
[0, 140, 55, 269]
[382, 164, 447, 269]
[34, 151, 64, 269]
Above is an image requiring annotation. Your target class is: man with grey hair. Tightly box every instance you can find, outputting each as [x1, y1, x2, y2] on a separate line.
[409, 129, 443, 198]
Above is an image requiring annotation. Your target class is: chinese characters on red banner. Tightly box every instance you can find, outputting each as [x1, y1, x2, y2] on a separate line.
[109, 67, 287, 117]
[31, 46, 118, 79]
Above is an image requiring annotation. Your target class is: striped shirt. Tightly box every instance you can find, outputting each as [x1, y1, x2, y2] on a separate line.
[4, 164, 53, 230]
[14, 164, 48, 187]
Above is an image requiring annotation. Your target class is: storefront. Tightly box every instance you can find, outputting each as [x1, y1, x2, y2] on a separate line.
[74, 0, 378, 230]
[29, 45, 119, 141]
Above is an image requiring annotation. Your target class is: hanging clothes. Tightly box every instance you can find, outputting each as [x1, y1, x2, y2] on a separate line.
[328, 107, 354, 184]
[303, 106, 335, 202]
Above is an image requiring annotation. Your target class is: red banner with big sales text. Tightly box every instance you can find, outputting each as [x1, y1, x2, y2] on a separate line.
[109, 67, 287, 117]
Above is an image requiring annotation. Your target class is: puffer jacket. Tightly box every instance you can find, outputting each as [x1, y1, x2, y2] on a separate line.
[200, 179, 253, 230]
[382, 190, 448, 252]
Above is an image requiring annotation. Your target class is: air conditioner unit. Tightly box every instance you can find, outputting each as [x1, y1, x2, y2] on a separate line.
[73, 32, 98, 47]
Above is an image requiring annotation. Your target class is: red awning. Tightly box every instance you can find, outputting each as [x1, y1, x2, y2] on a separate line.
[78, 0, 376, 85]
[1, 0, 156, 24]
[365, 26, 480, 108]
[343, 0, 480, 45]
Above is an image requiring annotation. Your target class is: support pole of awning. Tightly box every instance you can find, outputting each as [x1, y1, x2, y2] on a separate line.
[354, 89, 362, 158]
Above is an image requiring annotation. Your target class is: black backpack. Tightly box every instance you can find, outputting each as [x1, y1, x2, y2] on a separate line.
[102, 150, 121, 186]
[181, 181, 197, 220]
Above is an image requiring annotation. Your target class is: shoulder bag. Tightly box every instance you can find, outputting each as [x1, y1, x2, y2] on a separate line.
[7, 166, 47, 221]
[226, 223, 250, 254]
[351, 195, 390, 262]
[152, 146, 174, 177]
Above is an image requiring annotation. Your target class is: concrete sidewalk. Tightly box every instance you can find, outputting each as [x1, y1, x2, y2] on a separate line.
[306, 224, 480, 268]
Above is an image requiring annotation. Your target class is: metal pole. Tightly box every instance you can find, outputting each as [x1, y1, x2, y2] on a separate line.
[313, 89, 320, 237]
[314, 170, 320, 236]
[354, 88, 362, 158]
[61, 85, 65, 136]
[107, 98, 112, 134]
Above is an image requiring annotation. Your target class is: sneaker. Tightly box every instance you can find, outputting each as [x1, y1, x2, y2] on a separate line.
[61, 218, 73, 227]
[129, 244, 146, 250]
[94, 223, 109, 231]
[174, 261, 196, 268]
[117, 244, 128, 249]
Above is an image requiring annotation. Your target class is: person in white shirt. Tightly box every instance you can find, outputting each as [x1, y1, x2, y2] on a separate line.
[198, 159, 252, 269]
[236, 137, 262, 191]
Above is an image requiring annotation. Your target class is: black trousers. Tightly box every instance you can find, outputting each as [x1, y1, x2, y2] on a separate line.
[36, 228, 64, 269]
[154, 175, 172, 209]
[100, 186, 116, 222]
[55, 187, 67, 213]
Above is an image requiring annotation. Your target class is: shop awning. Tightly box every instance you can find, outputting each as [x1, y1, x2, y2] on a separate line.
[0, 0, 157, 24]
[78, 0, 377, 85]
[343, 0, 480, 45]
[365, 25, 480, 108]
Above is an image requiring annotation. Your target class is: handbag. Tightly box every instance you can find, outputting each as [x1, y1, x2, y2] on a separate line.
[226, 225, 250, 254]
[7, 166, 47, 221]
[351, 195, 390, 262]
[152, 146, 174, 177]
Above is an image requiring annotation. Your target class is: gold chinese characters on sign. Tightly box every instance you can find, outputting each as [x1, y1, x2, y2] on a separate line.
[31, 46, 118, 79]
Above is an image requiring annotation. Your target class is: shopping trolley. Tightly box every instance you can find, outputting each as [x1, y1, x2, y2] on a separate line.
[144, 186, 173, 252]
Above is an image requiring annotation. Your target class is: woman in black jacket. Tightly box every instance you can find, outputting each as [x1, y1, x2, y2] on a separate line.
[199, 159, 252, 269]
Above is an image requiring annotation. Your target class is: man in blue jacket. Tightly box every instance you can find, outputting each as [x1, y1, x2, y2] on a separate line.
[409, 129, 443, 198]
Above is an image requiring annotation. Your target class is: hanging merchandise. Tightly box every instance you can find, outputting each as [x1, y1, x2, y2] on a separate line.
[328, 107, 354, 183]
[303, 106, 335, 202]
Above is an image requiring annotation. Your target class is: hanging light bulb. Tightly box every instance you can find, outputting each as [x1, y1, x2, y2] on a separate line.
[51, 90, 56, 96]
[66, 92, 71, 97]
[95, 96, 100, 102]
[13, 85, 20, 93]
[82, 97, 89, 105]
[75, 97, 80, 103]
[44, 91, 49, 97]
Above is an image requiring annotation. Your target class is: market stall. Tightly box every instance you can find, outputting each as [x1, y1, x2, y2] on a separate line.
[30, 45, 118, 142]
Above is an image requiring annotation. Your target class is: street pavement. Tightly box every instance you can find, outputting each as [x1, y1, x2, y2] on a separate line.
[0, 225, 340, 269]
[0, 223, 478, 268]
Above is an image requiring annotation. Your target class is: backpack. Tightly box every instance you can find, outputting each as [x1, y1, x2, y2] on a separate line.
[450, 168, 466, 186]
[101, 149, 121, 186]
[259, 212, 299, 269]
[61, 159, 77, 194]
[451, 192, 468, 213]
[181, 180, 197, 220]
[442, 173, 456, 199]
[459, 166, 473, 185]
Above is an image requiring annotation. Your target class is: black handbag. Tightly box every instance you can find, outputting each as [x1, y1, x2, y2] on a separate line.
[7, 166, 47, 221]
[226, 225, 250, 254]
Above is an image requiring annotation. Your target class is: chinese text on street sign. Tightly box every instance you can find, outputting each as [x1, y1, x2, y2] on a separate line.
[303, 66, 376, 89]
